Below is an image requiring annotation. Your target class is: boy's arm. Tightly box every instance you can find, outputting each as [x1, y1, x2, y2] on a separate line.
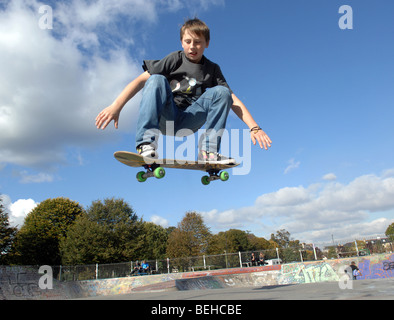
[231, 94, 272, 150]
[96, 71, 150, 130]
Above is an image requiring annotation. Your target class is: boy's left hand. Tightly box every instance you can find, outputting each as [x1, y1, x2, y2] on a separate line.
[251, 129, 272, 150]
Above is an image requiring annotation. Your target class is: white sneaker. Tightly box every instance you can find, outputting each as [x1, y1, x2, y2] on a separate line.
[137, 144, 158, 159]
[198, 150, 236, 165]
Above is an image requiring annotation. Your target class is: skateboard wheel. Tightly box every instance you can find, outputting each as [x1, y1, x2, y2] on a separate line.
[201, 176, 210, 185]
[154, 167, 165, 179]
[220, 171, 229, 182]
[136, 171, 147, 183]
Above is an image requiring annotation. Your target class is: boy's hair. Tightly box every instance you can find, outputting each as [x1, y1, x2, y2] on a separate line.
[180, 18, 210, 43]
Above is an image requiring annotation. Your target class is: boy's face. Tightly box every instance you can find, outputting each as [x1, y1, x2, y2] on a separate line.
[181, 29, 209, 64]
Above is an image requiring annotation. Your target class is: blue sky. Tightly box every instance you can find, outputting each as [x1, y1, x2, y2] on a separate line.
[1, 0, 393, 245]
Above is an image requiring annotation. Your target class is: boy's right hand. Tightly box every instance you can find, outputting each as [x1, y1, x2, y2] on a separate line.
[95, 105, 120, 130]
[95, 72, 150, 130]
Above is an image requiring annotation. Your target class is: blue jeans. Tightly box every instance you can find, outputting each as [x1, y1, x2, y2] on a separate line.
[136, 75, 233, 153]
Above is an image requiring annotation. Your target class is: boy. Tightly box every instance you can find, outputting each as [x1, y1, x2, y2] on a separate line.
[96, 19, 271, 163]
[348, 261, 362, 280]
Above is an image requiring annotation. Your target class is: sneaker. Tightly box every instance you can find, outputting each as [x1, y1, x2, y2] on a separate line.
[198, 150, 235, 165]
[137, 144, 158, 159]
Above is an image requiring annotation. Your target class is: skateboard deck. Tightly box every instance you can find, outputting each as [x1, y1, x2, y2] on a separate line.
[114, 151, 240, 185]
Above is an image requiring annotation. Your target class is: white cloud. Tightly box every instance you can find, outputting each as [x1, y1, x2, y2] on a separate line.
[382, 168, 394, 178]
[0, 194, 38, 228]
[150, 215, 169, 228]
[294, 217, 392, 246]
[322, 173, 337, 181]
[201, 170, 394, 243]
[0, 0, 143, 170]
[54, 0, 159, 53]
[284, 158, 300, 174]
[16, 171, 55, 184]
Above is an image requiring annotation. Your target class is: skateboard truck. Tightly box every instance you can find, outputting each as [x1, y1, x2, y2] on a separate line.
[136, 164, 166, 182]
[201, 169, 229, 185]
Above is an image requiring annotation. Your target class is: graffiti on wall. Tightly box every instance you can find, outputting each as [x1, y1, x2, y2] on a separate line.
[279, 262, 339, 284]
[0, 268, 43, 299]
[357, 254, 394, 279]
[0, 267, 70, 300]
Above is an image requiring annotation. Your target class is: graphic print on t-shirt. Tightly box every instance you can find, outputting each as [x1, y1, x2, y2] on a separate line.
[170, 76, 202, 95]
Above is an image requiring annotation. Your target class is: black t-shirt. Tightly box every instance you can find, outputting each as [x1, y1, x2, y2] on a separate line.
[143, 51, 232, 109]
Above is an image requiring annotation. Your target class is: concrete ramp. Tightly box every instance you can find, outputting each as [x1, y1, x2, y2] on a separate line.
[175, 271, 282, 291]
[131, 280, 177, 292]
[176, 276, 226, 290]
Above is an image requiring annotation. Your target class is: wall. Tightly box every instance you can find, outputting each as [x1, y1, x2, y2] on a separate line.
[1, 253, 393, 300]
[173, 253, 394, 291]
[357, 253, 394, 279]
[0, 266, 83, 300]
[277, 253, 394, 285]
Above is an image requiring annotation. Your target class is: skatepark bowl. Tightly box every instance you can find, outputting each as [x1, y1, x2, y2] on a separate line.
[1, 253, 393, 301]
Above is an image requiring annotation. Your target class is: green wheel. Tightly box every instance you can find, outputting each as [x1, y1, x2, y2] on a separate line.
[201, 176, 210, 185]
[154, 167, 165, 179]
[220, 171, 229, 182]
[136, 171, 147, 183]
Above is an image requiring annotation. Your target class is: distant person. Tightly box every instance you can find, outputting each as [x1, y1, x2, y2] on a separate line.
[141, 260, 150, 274]
[346, 261, 362, 280]
[258, 252, 267, 266]
[130, 260, 141, 276]
[250, 252, 257, 266]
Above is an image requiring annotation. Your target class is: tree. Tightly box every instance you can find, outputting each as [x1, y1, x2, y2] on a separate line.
[136, 222, 168, 260]
[271, 229, 292, 248]
[386, 223, 394, 242]
[0, 196, 17, 264]
[269, 229, 304, 262]
[167, 211, 211, 258]
[248, 234, 271, 251]
[208, 229, 253, 254]
[60, 198, 143, 265]
[60, 213, 113, 265]
[11, 198, 83, 265]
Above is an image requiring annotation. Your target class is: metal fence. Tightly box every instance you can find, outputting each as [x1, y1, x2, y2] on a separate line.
[52, 234, 392, 282]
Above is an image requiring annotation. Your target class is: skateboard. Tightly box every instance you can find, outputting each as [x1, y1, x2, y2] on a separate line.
[114, 151, 239, 185]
